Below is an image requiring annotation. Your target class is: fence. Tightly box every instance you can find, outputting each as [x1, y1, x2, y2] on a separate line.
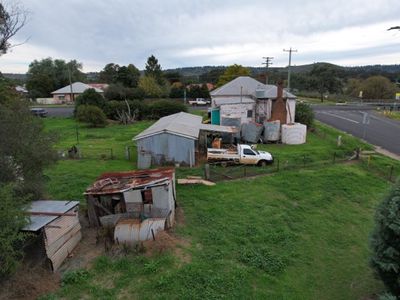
[57, 145, 138, 161]
[206, 150, 399, 183]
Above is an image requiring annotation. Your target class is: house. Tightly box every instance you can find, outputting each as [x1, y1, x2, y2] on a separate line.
[85, 168, 176, 243]
[210, 76, 296, 125]
[22, 200, 81, 271]
[88, 83, 109, 91]
[15, 85, 28, 95]
[133, 112, 237, 168]
[51, 82, 103, 103]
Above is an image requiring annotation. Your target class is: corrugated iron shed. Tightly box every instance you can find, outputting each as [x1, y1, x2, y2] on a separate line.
[85, 167, 175, 195]
[23, 200, 80, 232]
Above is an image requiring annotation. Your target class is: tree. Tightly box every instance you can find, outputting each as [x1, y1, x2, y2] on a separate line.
[370, 181, 400, 297]
[0, 1, 27, 55]
[217, 64, 250, 87]
[139, 76, 169, 98]
[164, 71, 181, 84]
[99, 63, 120, 83]
[169, 82, 185, 98]
[145, 55, 164, 85]
[26, 58, 85, 98]
[116, 64, 140, 88]
[308, 63, 343, 101]
[295, 102, 314, 128]
[361, 76, 397, 99]
[75, 88, 106, 109]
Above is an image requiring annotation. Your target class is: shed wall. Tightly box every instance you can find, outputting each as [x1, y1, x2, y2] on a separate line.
[220, 103, 255, 124]
[137, 133, 195, 166]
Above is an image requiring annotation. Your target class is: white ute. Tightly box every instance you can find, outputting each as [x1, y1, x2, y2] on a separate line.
[207, 144, 273, 166]
[188, 98, 208, 106]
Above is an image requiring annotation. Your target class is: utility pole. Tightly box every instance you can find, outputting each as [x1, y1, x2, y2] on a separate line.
[283, 47, 297, 92]
[262, 56, 273, 84]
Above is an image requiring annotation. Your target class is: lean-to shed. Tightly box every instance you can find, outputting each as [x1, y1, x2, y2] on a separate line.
[23, 200, 81, 272]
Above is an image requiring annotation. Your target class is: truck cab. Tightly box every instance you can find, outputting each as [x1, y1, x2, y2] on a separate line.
[238, 144, 273, 166]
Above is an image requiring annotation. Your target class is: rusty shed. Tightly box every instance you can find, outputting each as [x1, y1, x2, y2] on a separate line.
[23, 200, 81, 271]
[85, 168, 176, 243]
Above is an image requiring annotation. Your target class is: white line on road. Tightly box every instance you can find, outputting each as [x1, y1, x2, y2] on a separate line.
[318, 111, 360, 124]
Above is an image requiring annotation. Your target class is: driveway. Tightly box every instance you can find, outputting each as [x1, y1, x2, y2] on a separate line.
[43, 107, 74, 117]
[313, 105, 400, 155]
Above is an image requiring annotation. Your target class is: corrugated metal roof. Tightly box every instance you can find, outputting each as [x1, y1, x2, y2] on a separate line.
[85, 167, 175, 195]
[199, 124, 238, 133]
[133, 112, 203, 140]
[51, 82, 103, 94]
[211, 76, 270, 97]
[259, 86, 296, 99]
[23, 200, 80, 232]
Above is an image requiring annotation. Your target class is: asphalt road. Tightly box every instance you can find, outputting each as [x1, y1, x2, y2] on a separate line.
[313, 105, 400, 155]
[45, 106, 74, 117]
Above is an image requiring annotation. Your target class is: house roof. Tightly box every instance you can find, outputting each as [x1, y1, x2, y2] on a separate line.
[133, 112, 203, 140]
[211, 76, 268, 97]
[85, 168, 175, 195]
[23, 200, 79, 232]
[51, 82, 103, 94]
[210, 76, 296, 100]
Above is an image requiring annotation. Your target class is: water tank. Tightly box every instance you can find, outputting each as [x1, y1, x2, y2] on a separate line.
[281, 123, 307, 145]
[263, 120, 280, 142]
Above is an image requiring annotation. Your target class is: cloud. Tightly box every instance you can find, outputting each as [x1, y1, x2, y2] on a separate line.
[1, 0, 400, 73]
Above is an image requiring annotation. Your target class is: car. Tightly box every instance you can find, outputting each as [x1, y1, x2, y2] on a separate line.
[30, 108, 48, 117]
[188, 98, 208, 106]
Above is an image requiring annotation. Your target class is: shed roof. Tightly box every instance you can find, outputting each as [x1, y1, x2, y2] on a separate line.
[23, 200, 79, 232]
[85, 168, 175, 195]
[213, 96, 255, 106]
[51, 82, 103, 94]
[133, 112, 203, 140]
[258, 86, 296, 99]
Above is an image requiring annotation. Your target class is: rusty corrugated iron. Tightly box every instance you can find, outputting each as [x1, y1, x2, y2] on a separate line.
[85, 167, 175, 195]
[114, 218, 166, 244]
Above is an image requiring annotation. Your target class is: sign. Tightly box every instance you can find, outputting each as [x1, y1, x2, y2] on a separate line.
[396, 92, 400, 100]
[362, 112, 370, 125]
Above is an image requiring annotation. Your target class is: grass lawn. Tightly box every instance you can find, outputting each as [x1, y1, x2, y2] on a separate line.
[41, 117, 398, 299]
[378, 110, 400, 121]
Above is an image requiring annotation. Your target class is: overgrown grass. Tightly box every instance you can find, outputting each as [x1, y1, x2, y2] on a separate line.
[41, 117, 399, 299]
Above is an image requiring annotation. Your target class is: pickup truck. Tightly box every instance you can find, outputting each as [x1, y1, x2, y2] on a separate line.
[188, 98, 208, 106]
[207, 144, 273, 166]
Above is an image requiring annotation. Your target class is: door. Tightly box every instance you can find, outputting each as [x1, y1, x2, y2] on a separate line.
[241, 148, 259, 165]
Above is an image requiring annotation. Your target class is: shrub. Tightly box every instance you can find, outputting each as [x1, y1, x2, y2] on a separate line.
[295, 102, 314, 128]
[104, 100, 149, 120]
[76, 105, 107, 127]
[370, 181, 400, 297]
[149, 100, 187, 119]
[75, 88, 106, 109]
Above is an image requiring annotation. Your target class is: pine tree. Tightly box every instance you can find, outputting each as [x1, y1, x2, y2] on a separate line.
[144, 55, 164, 85]
[370, 181, 400, 296]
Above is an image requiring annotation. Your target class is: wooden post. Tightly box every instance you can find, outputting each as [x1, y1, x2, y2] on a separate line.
[204, 164, 210, 180]
[333, 152, 336, 164]
[389, 165, 394, 181]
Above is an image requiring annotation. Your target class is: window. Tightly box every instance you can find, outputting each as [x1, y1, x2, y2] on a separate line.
[247, 110, 253, 118]
[243, 149, 256, 155]
[58, 94, 65, 100]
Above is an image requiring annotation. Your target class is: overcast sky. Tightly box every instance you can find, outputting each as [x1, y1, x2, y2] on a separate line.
[1, 0, 400, 73]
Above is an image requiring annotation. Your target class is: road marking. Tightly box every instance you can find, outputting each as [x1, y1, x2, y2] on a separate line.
[318, 111, 360, 124]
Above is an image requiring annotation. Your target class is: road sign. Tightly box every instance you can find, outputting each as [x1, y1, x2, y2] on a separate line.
[396, 92, 400, 100]
[362, 112, 370, 124]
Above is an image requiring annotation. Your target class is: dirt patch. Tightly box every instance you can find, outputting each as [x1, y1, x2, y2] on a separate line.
[0, 265, 60, 300]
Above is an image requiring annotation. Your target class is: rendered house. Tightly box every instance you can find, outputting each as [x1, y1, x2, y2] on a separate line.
[51, 82, 104, 103]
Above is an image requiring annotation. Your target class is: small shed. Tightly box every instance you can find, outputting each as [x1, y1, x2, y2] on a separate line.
[23, 200, 81, 272]
[85, 168, 176, 243]
[133, 112, 237, 168]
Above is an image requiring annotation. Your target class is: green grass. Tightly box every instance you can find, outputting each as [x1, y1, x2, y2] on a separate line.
[378, 111, 400, 121]
[41, 117, 399, 299]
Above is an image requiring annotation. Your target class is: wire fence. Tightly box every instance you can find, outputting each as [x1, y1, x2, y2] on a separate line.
[206, 150, 400, 183]
[57, 145, 138, 161]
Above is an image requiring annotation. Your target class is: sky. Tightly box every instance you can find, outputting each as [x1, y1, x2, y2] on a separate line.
[1, 0, 400, 73]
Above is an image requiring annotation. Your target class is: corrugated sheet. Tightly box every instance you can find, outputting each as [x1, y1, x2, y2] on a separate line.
[211, 76, 269, 97]
[133, 112, 202, 140]
[24, 200, 80, 232]
[114, 218, 166, 244]
[49, 230, 82, 271]
[241, 122, 264, 143]
[137, 133, 195, 165]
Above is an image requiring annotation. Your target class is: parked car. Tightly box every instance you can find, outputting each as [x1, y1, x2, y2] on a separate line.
[207, 144, 273, 166]
[30, 108, 48, 117]
[188, 98, 208, 106]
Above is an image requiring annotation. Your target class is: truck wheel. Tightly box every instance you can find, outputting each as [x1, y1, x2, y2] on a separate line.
[258, 160, 267, 167]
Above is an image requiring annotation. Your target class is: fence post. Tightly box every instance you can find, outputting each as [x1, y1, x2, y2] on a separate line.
[333, 152, 336, 164]
[389, 165, 394, 181]
[368, 155, 371, 168]
[303, 155, 306, 167]
[276, 158, 279, 172]
[204, 164, 210, 180]
[244, 166, 247, 177]
[110, 148, 114, 160]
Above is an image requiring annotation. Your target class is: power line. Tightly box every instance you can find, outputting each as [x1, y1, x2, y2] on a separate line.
[283, 47, 298, 92]
[262, 56, 274, 84]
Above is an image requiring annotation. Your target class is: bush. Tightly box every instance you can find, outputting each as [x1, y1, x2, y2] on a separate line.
[0, 185, 28, 279]
[295, 102, 314, 128]
[104, 100, 149, 121]
[75, 88, 106, 109]
[149, 100, 187, 119]
[76, 105, 107, 127]
[104, 84, 145, 101]
[370, 181, 400, 297]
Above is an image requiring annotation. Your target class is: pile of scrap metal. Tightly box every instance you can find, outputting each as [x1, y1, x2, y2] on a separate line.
[84, 168, 176, 244]
[23, 200, 81, 271]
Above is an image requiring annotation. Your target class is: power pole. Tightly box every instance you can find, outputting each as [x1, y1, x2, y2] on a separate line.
[262, 56, 273, 84]
[283, 47, 297, 92]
